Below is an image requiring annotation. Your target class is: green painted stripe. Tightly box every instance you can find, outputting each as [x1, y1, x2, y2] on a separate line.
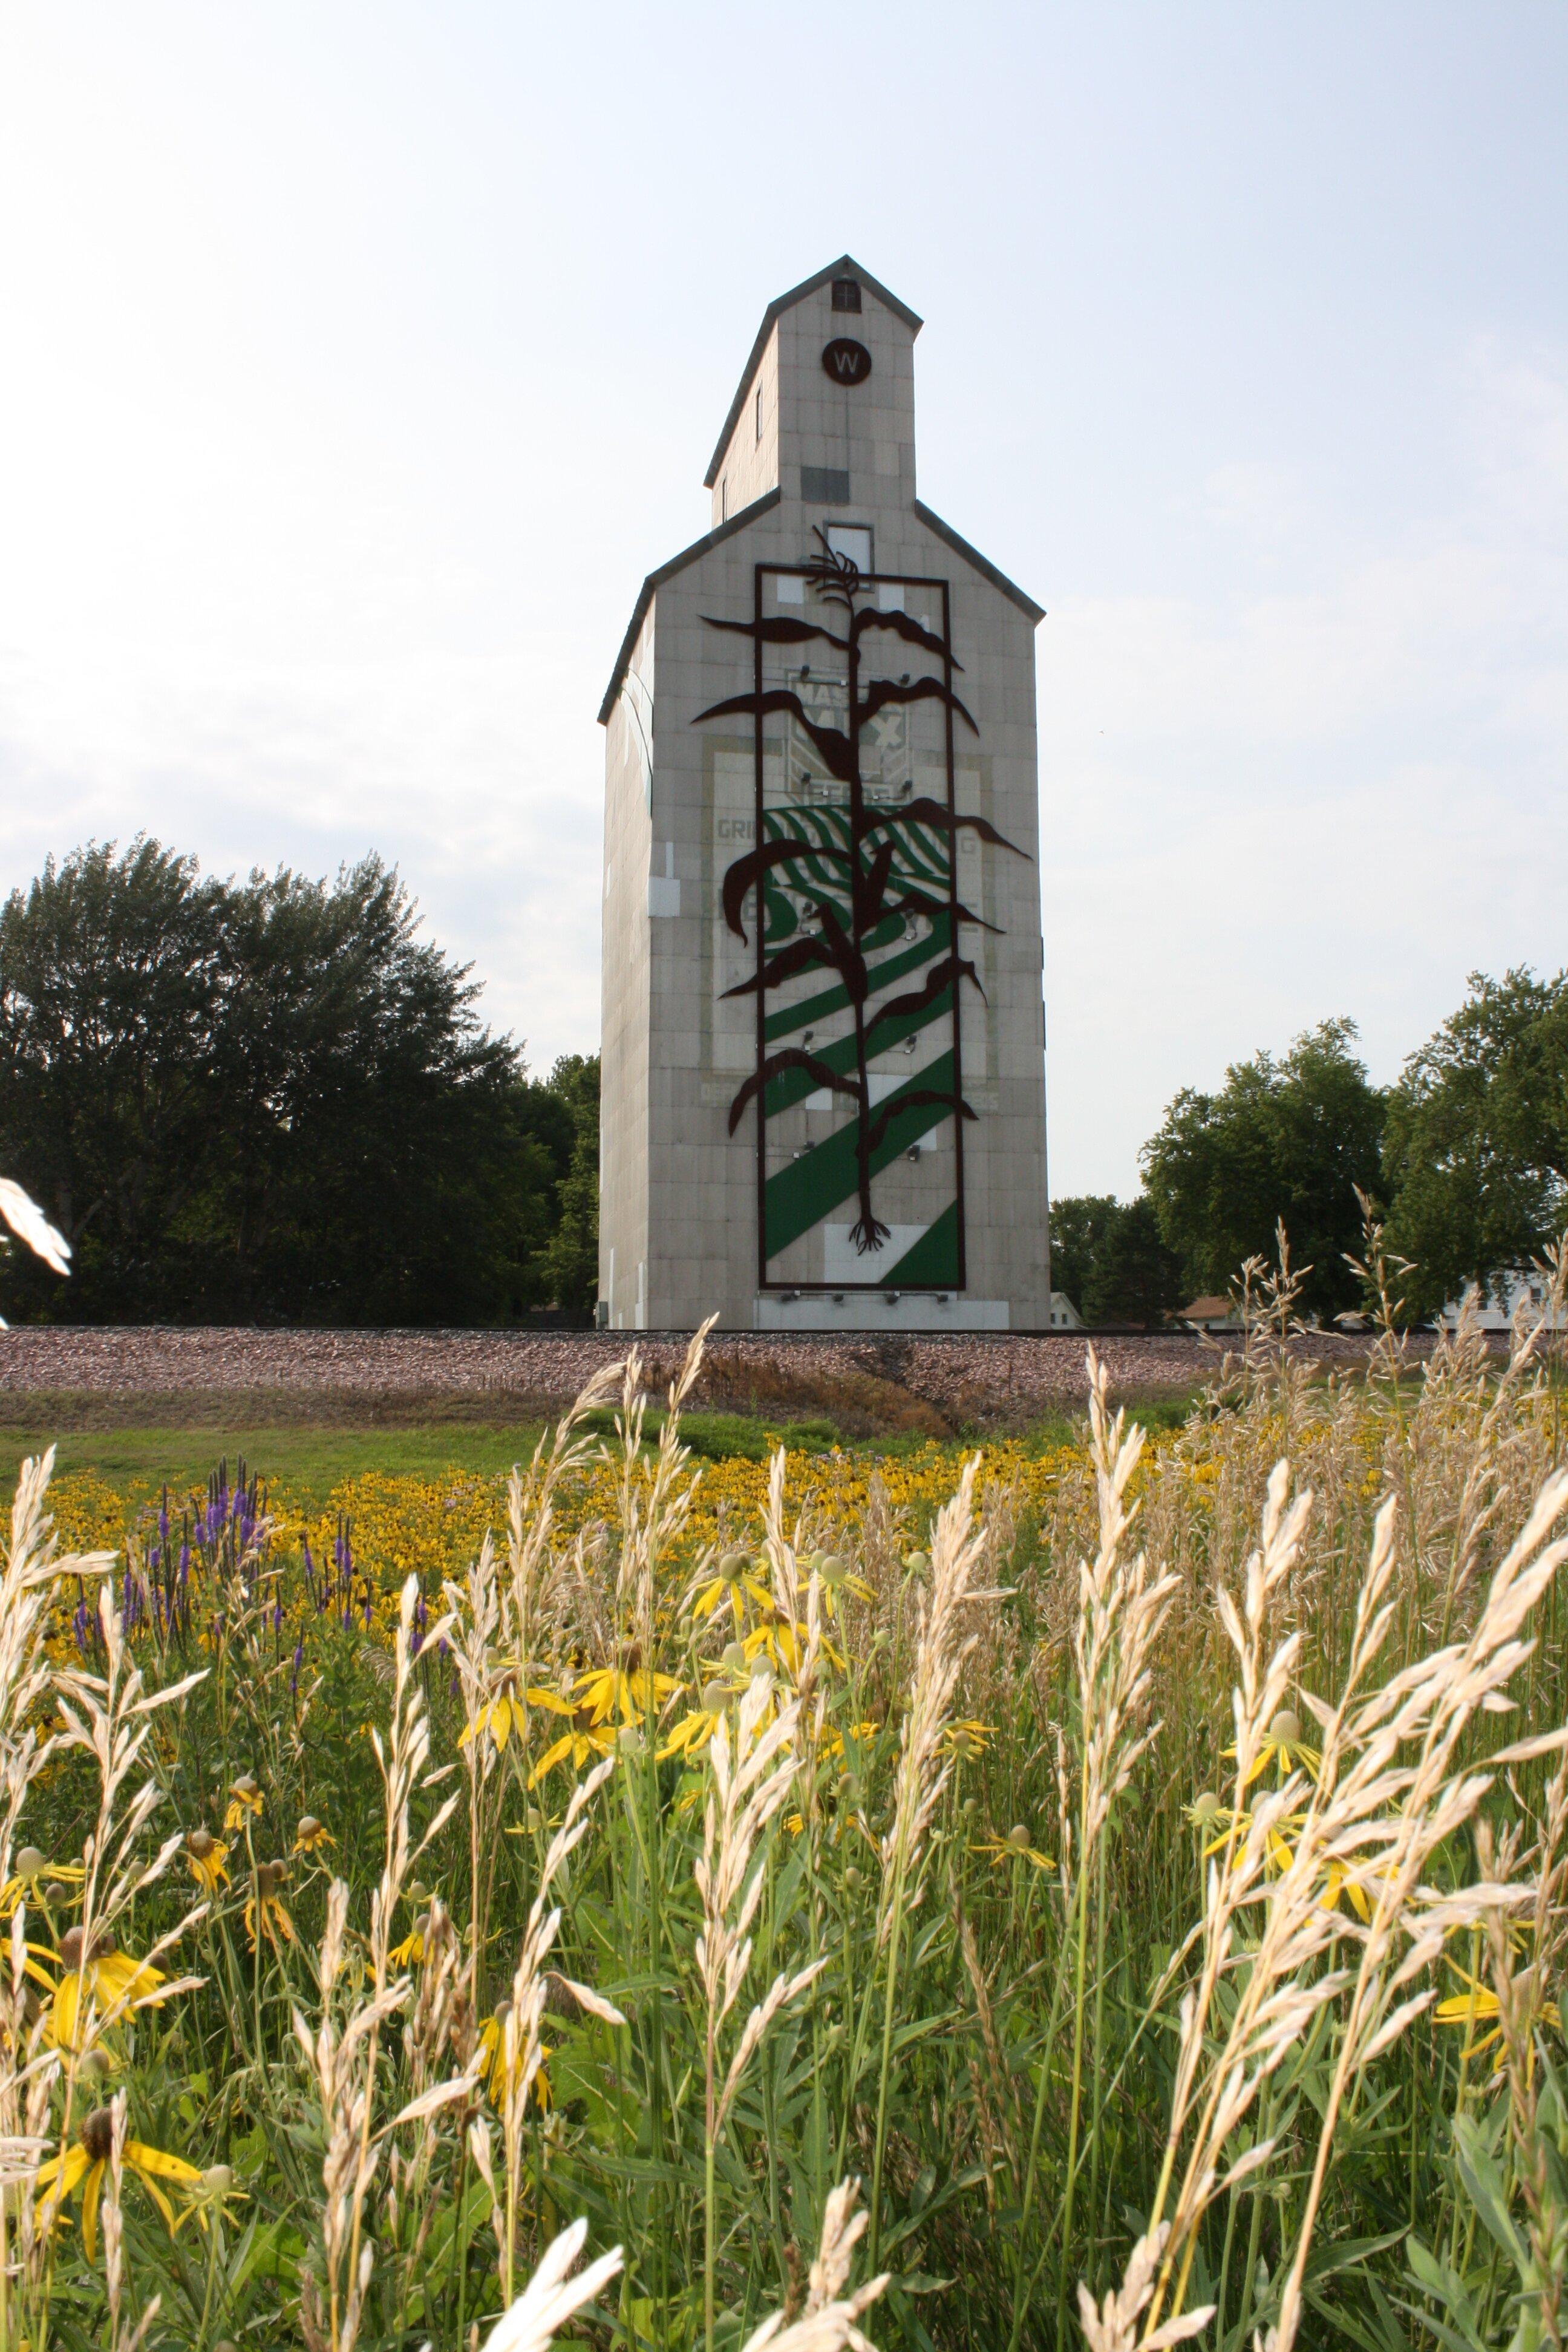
[762, 910, 953, 1043]
[763, 987, 953, 1116]
[763, 1051, 959, 1259]
[881, 1199, 961, 1287]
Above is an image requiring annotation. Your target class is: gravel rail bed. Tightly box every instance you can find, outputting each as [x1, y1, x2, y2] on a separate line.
[0, 1325, 1444, 1429]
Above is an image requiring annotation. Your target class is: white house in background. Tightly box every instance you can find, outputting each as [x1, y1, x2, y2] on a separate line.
[1174, 1294, 1242, 1334]
[1438, 1270, 1568, 1333]
[1047, 1291, 1082, 1330]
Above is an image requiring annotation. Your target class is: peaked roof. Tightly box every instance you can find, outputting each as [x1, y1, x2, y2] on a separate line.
[597, 486, 782, 725]
[702, 254, 923, 488]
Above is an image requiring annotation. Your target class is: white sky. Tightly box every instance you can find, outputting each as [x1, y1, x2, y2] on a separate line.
[1, 2, 1564, 1198]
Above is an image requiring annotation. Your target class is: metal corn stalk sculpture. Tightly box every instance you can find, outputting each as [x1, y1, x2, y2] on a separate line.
[698, 532, 1024, 1255]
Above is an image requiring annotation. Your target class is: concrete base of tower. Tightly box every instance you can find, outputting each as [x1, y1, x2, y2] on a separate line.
[753, 1292, 1010, 1331]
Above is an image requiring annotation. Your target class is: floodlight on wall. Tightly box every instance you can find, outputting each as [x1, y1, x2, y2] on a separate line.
[906, 1144, 921, 1163]
[884, 1291, 900, 1305]
[832, 1292, 844, 1304]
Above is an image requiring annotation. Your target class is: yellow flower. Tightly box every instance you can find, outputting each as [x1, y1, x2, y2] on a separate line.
[573, 1660, 682, 1728]
[1203, 1806, 1304, 1878]
[819, 1722, 880, 1767]
[223, 1777, 264, 1831]
[658, 1705, 724, 1763]
[1227, 1708, 1321, 1789]
[1435, 1967, 1561, 2070]
[973, 1826, 1054, 1872]
[388, 1914, 429, 1970]
[799, 1551, 873, 1620]
[528, 1712, 616, 1789]
[941, 1720, 993, 1761]
[293, 1815, 333, 1855]
[46, 1929, 171, 2051]
[691, 1550, 773, 1630]
[0, 1851, 84, 1919]
[171, 2160, 246, 2236]
[743, 1614, 831, 1681]
[243, 1862, 294, 1952]
[185, 1831, 229, 1893]
[459, 1685, 567, 1753]
[477, 2003, 552, 2111]
[34, 2105, 201, 2259]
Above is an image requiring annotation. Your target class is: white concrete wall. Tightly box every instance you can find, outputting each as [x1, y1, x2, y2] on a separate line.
[709, 325, 779, 527]
[598, 604, 654, 1331]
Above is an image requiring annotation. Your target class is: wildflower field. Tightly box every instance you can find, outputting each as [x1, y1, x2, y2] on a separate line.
[2, 1279, 1567, 2352]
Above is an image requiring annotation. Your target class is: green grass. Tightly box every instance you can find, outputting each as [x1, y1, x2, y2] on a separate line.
[0, 1389, 1198, 1509]
[0, 1420, 551, 1510]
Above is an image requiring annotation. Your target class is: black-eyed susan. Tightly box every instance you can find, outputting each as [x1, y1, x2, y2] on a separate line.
[46, 1928, 171, 2052]
[223, 1775, 264, 1832]
[186, 1829, 229, 1894]
[243, 1861, 295, 1953]
[527, 1707, 616, 1789]
[691, 1550, 773, 1630]
[293, 1815, 333, 1856]
[1227, 1708, 1321, 1789]
[973, 1824, 1054, 1872]
[34, 2103, 202, 2259]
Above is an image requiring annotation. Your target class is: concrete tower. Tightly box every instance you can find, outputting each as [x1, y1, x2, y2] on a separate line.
[598, 256, 1049, 1332]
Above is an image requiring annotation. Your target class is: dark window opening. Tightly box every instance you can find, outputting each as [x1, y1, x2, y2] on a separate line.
[831, 278, 861, 312]
[755, 387, 762, 443]
[802, 465, 851, 503]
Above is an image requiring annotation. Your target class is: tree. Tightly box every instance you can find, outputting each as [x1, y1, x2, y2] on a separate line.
[1383, 969, 1568, 1319]
[0, 840, 226, 1319]
[526, 1054, 599, 1324]
[1049, 1193, 1185, 1327]
[1140, 1019, 1387, 1323]
[194, 854, 550, 1324]
[1048, 1195, 1117, 1321]
[0, 838, 575, 1325]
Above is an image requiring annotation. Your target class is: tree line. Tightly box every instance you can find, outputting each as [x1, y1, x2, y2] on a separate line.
[4, 840, 1559, 1333]
[1052, 979, 1568, 1327]
[0, 840, 598, 1325]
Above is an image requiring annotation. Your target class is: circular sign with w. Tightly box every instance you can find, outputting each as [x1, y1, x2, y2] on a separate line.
[821, 338, 872, 386]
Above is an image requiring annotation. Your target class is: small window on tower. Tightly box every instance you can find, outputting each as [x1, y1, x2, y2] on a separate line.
[826, 523, 872, 575]
[720, 477, 728, 521]
[831, 278, 861, 312]
[754, 387, 762, 443]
